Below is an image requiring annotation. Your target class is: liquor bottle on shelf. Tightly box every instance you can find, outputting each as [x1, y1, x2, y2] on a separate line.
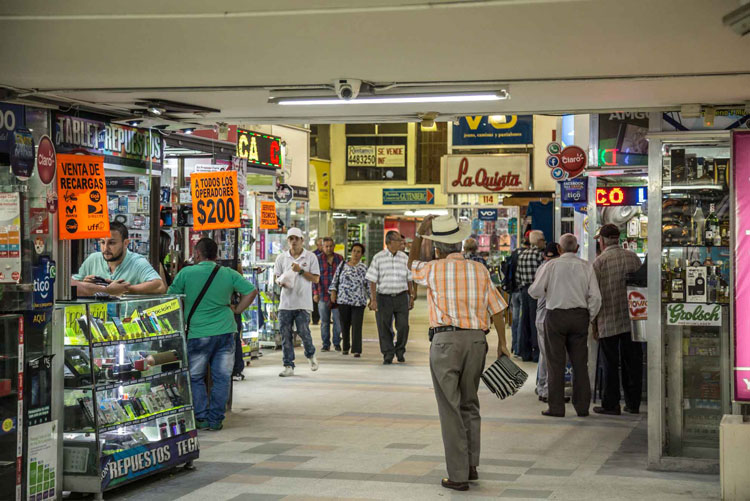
[707, 267, 719, 303]
[691, 203, 705, 246]
[720, 217, 730, 247]
[661, 255, 671, 301]
[705, 204, 719, 247]
[671, 258, 685, 302]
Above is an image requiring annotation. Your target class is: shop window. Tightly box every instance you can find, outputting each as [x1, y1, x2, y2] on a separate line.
[416, 122, 447, 185]
[310, 124, 330, 160]
[345, 124, 408, 181]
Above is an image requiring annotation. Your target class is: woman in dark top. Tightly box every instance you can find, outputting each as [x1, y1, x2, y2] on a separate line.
[330, 243, 370, 357]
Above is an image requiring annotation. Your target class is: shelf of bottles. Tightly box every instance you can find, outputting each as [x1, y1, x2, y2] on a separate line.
[57, 296, 199, 494]
[661, 145, 730, 456]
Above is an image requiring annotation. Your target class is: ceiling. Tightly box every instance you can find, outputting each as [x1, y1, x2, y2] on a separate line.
[1, 0, 749, 124]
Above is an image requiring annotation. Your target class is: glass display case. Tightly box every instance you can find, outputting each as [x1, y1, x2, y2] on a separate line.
[647, 131, 732, 472]
[57, 295, 199, 497]
[0, 315, 22, 498]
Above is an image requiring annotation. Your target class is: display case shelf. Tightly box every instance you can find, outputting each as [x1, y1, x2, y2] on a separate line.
[99, 405, 194, 434]
[67, 368, 189, 392]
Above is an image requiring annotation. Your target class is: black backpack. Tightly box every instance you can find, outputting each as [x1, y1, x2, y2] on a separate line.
[501, 249, 521, 294]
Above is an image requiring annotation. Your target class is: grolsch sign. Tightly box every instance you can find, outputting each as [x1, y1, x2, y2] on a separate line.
[444, 154, 529, 194]
[666, 303, 721, 327]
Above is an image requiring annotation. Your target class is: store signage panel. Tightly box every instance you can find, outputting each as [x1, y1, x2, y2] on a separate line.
[382, 188, 434, 205]
[598, 112, 649, 167]
[100, 430, 199, 490]
[665, 303, 721, 327]
[0, 103, 25, 163]
[0, 192, 22, 283]
[53, 113, 162, 170]
[452, 115, 533, 146]
[190, 171, 240, 231]
[36, 136, 56, 185]
[259, 201, 278, 230]
[236, 129, 282, 169]
[444, 154, 529, 194]
[56, 154, 111, 240]
[733, 130, 750, 400]
[595, 186, 646, 206]
[478, 209, 498, 221]
[561, 178, 588, 204]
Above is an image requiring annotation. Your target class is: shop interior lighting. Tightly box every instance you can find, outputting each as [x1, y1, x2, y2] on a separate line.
[128, 120, 142, 127]
[703, 106, 716, 127]
[147, 105, 165, 116]
[488, 115, 508, 123]
[271, 90, 508, 106]
[181, 128, 195, 134]
[404, 209, 449, 217]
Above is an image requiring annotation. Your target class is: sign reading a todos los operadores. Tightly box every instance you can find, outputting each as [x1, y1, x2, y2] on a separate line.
[190, 171, 240, 231]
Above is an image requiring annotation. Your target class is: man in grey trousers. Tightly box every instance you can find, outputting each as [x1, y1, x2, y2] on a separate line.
[408, 215, 508, 492]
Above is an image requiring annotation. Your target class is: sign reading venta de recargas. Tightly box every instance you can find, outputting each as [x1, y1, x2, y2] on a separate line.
[666, 303, 721, 327]
[444, 154, 529, 194]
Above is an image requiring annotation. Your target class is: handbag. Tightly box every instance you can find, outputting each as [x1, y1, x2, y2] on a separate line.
[185, 264, 221, 338]
[481, 355, 528, 399]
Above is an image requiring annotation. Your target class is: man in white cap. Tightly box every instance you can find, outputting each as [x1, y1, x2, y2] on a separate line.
[409, 215, 508, 492]
[274, 227, 320, 377]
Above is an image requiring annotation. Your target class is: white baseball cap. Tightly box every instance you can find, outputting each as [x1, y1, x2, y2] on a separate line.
[287, 227, 304, 239]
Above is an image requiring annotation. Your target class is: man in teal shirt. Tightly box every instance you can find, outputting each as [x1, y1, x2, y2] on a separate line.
[168, 237, 257, 431]
[72, 221, 166, 296]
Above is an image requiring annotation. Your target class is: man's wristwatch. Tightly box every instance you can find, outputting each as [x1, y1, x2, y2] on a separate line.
[298, 269, 305, 275]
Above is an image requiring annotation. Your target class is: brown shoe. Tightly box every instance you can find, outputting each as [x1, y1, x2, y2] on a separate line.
[469, 466, 478, 481]
[541, 410, 565, 417]
[441, 478, 469, 491]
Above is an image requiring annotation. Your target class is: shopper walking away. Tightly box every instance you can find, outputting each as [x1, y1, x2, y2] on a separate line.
[314, 237, 343, 351]
[168, 238, 257, 431]
[502, 235, 529, 357]
[409, 215, 508, 491]
[517, 230, 545, 362]
[312, 238, 323, 325]
[274, 228, 321, 377]
[463, 238, 487, 267]
[535, 242, 560, 403]
[329, 243, 369, 357]
[366, 231, 414, 364]
[593, 224, 644, 415]
[529, 234, 601, 417]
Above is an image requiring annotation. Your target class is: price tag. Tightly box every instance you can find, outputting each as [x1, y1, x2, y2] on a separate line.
[190, 171, 240, 231]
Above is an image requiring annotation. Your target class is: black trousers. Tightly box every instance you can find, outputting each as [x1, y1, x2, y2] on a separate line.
[519, 285, 539, 362]
[233, 314, 244, 375]
[339, 304, 365, 354]
[599, 332, 643, 411]
[375, 292, 410, 360]
[544, 308, 591, 416]
[311, 293, 320, 324]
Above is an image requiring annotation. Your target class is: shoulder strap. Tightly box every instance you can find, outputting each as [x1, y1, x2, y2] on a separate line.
[186, 264, 221, 337]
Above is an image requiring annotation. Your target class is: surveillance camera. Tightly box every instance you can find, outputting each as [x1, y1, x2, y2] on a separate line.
[334, 79, 362, 101]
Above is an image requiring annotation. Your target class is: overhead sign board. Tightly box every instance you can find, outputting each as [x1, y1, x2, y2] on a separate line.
[190, 171, 240, 231]
[382, 188, 435, 205]
[595, 186, 647, 206]
[444, 154, 529, 194]
[452, 115, 533, 146]
[236, 129, 282, 170]
[560, 178, 588, 204]
[56, 154, 110, 240]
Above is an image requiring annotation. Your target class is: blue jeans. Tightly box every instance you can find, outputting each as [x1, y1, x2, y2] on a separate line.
[187, 333, 234, 425]
[318, 300, 342, 349]
[279, 309, 316, 368]
[510, 292, 522, 354]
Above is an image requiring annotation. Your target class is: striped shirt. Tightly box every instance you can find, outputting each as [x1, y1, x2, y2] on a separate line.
[593, 246, 642, 338]
[366, 249, 412, 294]
[411, 253, 508, 330]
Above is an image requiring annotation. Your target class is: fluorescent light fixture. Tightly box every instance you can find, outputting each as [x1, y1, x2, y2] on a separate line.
[272, 90, 508, 106]
[404, 209, 449, 217]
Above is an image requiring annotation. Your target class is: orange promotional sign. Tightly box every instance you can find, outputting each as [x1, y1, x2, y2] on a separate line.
[191, 170, 240, 231]
[259, 201, 278, 230]
[57, 154, 110, 240]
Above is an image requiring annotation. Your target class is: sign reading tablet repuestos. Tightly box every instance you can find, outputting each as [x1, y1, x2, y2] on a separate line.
[56, 154, 110, 240]
[236, 129, 282, 169]
[190, 171, 240, 231]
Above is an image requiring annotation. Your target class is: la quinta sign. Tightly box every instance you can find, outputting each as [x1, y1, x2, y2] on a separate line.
[444, 154, 529, 194]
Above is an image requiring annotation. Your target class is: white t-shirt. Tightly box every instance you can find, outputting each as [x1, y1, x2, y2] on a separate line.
[274, 249, 320, 311]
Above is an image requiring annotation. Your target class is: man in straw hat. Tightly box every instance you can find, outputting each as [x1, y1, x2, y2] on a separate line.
[408, 215, 509, 492]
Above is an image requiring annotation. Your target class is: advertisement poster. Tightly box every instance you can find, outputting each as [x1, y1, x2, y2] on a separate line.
[733, 130, 750, 400]
[259, 201, 278, 230]
[376, 145, 406, 167]
[0, 192, 22, 283]
[101, 430, 199, 490]
[11, 128, 35, 180]
[312, 160, 331, 210]
[26, 420, 58, 501]
[666, 303, 721, 327]
[685, 266, 708, 303]
[444, 154, 529, 194]
[0, 103, 25, 164]
[452, 115, 533, 146]
[190, 171, 240, 231]
[347, 145, 376, 167]
[32, 257, 56, 310]
[56, 154, 110, 240]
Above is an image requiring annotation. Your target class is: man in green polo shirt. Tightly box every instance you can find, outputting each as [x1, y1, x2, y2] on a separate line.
[168, 237, 257, 431]
[71, 221, 166, 296]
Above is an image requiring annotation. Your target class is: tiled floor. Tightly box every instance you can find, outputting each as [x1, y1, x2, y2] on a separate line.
[104, 307, 719, 500]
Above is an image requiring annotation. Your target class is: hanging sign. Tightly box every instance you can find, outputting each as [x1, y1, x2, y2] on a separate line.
[11, 128, 35, 180]
[274, 183, 294, 204]
[665, 303, 721, 327]
[190, 170, 240, 231]
[549, 145, 587, 180]
[36, 136, 56, 185]
[561, 178, 588, 203]
[0, 192, 22, 283]
[444, 154, 529, 194]
[594, 186, 647, 206]
[57, 154, 110, 240]
[259, 201, 278, 230]
[478, 209, 498, 221]
[0, 103, 25, 164]
[382, 188, 434, 205]
[236, 129, 282, 169]
[452, 115, 533, 146]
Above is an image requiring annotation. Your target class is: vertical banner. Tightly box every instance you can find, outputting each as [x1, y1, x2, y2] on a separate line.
[259, 201, 278, 230]
[734, 130, 750, 400]
[56, 154, 110, 240]
[312, 160, 331, 211]
[0, 192, 22, 283]
[190, 171, 240, 231]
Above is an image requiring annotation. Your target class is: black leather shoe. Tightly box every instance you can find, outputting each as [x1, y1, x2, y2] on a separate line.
[342, 351, 349, 355]
[623, 406, 640, 414]
[469, 466, 478, 481]
[577, 411, 589, 417]
[397, 355, 405, 363]
[542, 410, 565, 417]
[593, 406, 621, 416]
[441, 478, 469, 491]
[538, 396, 548, 403]
[321, 347, 331, 352]
[353, 353, 361, 358]
[335, 345, 342, 352]
[383, 359, 393, 365]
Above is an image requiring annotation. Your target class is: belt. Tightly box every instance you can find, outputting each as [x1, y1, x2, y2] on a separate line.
[429, 326, 490, 340]
[378, 291, 408, 297]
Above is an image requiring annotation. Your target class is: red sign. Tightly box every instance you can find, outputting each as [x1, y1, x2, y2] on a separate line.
[628, 289, 647, 321]
[560, 146, 587, 179]
[36, 135, 56, 184]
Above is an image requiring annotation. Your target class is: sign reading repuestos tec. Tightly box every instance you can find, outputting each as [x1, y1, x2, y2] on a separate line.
[236, 129, 282, 169]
